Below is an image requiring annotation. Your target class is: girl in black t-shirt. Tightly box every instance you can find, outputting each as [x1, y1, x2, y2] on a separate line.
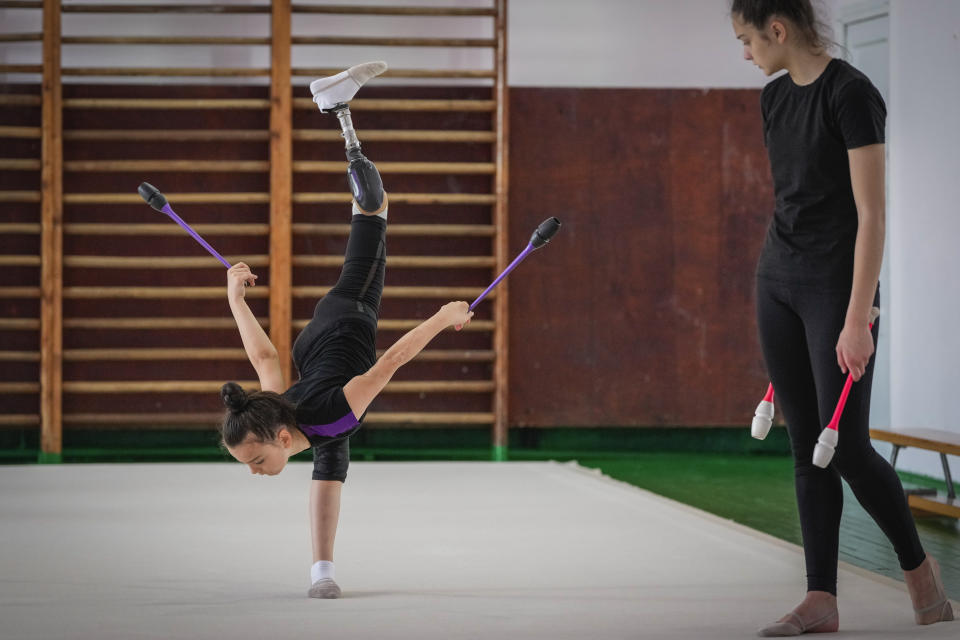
[731, 1, 952, 634]
[217, 62, 474, 599]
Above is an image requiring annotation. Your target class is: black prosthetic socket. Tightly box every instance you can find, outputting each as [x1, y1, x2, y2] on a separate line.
[346, 147, 385, 214]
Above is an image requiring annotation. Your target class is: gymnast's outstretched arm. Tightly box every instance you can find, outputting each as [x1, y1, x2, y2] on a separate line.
[342, 301, 473, 417]
[226, 261, 285, 393]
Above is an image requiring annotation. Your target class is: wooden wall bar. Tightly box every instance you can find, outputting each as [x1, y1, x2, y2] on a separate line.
[269, 0, 292, 386]
[491, 0, 509, 457]
[39, 0, 63, 458]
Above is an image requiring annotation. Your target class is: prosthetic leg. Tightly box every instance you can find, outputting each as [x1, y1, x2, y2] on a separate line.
[310, 61, 388, 215]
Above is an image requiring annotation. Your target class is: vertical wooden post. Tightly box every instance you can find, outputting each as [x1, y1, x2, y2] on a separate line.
[492, 0, 510, 461]
[270, 0, 293, 384]
[39, 0, 63, 463]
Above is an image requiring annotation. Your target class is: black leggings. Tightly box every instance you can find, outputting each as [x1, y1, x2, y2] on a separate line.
[292, 212, 387, 484]
[755, 276, 925, 595]
[326, 212, 387, 317]
[293, 212, 387, 368]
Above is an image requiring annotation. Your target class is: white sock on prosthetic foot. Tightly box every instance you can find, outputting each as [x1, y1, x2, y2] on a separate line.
[310, 61, 388, 111]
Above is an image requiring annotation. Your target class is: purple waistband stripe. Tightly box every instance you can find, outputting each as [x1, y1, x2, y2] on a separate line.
[300, 412, 359, 438]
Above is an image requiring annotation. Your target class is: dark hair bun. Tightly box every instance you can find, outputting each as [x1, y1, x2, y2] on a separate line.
[221, 382, 249, 413]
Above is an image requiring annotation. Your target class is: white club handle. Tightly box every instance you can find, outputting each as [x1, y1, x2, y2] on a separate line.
[751, 400, 775, 440]
[812, 428, 838, 468]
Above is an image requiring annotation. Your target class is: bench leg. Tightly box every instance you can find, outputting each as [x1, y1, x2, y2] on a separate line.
[941, 453, 955, 500]
[890, 444, 901, 467]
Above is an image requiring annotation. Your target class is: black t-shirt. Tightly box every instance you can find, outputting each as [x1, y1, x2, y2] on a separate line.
[282, 315, 377, 445]
[757, 58, 886, 287]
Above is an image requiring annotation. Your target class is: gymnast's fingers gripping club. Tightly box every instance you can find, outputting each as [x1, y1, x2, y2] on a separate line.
[469, 217, 562, 311]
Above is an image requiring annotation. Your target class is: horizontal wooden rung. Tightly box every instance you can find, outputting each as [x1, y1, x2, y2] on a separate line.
[63, 380, 261, 393]
[66, 223, 268, 236]
[294, 129, 495, 143]
[0, 255, 41, 266]
[296, 318, 495, 332]
[293, 98, 495, 112]
[61, 348, 487, 362]
[0, 65, 42, 74]
[0, 158, 42, 170]
[293, 223, 495, 237]
[294, 161, 495, 174]
[64, 317, 265, 329]
[0, 382, 39, 393]
[60, 380, 493, 394]
[63, 287, 269, 299]
[292, 193, 497, 205]
[0, 94, 41, 106]
[0, 350, 38, 362]
[62, 286, 491, 300]
[290, 4, 496, 17]
[60, 160, 495, 174]
[0, 287, 41, 298]
[62, 192, 494, 206]
[64, 160, 269, 172]
[293, 67, 494, 79]
[0, 191, 41, 202]
[291, 36, 496, 48]
[294, 255, 495, 268]
[63, 36, 271, 45]
[0, 126, 42, 138]
[60, 317, 491, 331]
[66, 129, 269, 141]
[0, 318, 39, 330]
[62, 67, 271, 77]
[0, 32, 41, 42]
[64, 255, 268, 268]
[0, 223, 41, 234]
[375, 349, 494, 362]
[59, 129, 495, 143]
[63, 98, 271, 109]
[49, 411, 495, 427]
[64, 192, 270, 204]
[64, 348, 246, 361]
[293, 286, 489, 299]
[0, 414, 39, 427]
[61, 3, 269, 13]
[0, 1, 42, 9]
[364, 412, 494, 425]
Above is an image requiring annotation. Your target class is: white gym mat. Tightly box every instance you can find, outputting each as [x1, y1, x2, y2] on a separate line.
[1, 461, 955, 639]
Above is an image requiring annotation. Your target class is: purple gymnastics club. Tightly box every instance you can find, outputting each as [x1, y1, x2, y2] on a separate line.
[469, 217, 561, 311]
[137, 182, 232, 269]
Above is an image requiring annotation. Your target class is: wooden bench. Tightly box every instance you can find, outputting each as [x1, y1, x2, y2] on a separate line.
[870, 428, 960, 518]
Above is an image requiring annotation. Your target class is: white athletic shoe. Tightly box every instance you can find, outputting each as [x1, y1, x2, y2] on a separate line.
[308, 577, 342, 599]
[310, 61, 388, 112]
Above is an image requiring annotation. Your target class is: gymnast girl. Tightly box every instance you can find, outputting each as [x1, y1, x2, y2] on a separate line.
[218, 62, 474, 599]
[731, 1, 952, 635]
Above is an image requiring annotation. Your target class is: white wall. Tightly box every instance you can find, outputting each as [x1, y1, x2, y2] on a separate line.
[886, 0, 960, 481]
[0, 0, 765, 89]
[508, 0, 765, 87]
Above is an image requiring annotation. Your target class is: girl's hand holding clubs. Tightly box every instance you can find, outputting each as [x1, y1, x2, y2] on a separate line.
[441, 301, 473, 332]
[836, 322, 873, 382]
[227, 262, 257, 303]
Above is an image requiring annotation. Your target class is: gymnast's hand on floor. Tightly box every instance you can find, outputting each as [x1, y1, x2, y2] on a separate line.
[836, 323, 874, 381]
[227, 262, 258, 302]
[440, 301, 474, 332]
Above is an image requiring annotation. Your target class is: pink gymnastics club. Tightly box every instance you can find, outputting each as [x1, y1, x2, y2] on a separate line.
[751, 382, 776, 440]
[812, 306, 881, 468]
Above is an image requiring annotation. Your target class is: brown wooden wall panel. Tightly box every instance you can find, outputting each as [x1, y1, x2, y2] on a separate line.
[507, 88, 773, 427]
